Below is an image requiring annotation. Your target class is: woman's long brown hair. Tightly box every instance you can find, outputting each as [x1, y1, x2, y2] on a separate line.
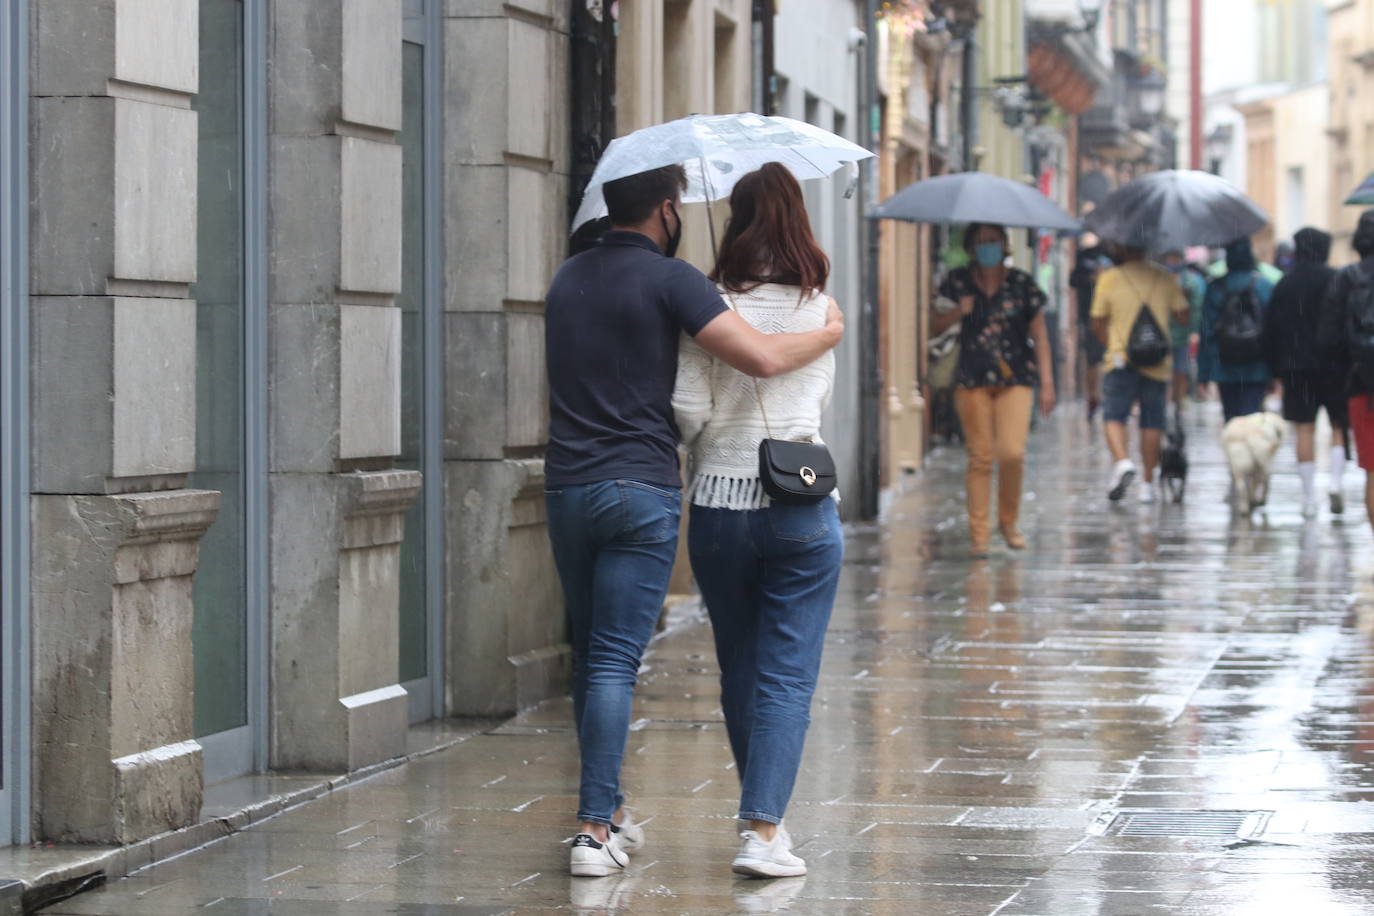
[710, 162, 829, 296]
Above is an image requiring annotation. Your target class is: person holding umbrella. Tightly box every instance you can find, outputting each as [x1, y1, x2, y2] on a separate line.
[932, 223, 1056, 555]
[546, 163, 846, 877]
[1089, 244, 1191, 503]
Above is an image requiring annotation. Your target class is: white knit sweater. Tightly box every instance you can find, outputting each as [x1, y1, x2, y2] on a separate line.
[673, 283, 837, 510]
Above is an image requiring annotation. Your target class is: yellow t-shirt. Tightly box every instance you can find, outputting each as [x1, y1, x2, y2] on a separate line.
[1089, 261, 1188, 382]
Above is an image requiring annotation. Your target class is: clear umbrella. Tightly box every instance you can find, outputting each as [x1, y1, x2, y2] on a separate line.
[571, 113, 874, 230]
[1084, 169, 1268, 252]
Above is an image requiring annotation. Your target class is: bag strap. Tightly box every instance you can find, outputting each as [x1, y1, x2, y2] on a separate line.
[1119, 267, 1161, 321]
[752, 378, 776, 440]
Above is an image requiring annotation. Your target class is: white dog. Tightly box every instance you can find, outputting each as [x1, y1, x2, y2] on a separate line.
[1221, 411, 1285, 514]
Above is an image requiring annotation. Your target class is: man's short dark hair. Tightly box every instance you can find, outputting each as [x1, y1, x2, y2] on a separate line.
[603, 164, 688, 226]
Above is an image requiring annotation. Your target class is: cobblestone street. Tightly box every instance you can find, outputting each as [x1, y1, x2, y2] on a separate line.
[41, 406, 1374, 915]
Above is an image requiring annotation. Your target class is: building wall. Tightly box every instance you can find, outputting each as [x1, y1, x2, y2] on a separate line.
[443, 0, 572, 716]
[1327, 0, 1374, 261]
[1165, 0, 1196, 167]
[19, 0, 580, 847]
[775, 0, 865, 512]
[877, 26, 939, 487]
[616, 0, 752, 271]
[975, 9, 1028, 183]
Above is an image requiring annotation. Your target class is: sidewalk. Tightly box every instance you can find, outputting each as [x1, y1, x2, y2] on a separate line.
[40, 406, 1374, 914]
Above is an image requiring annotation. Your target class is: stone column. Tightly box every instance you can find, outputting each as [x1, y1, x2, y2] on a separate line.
[28, 1, 219, 842]
[267, 0, 419, 770]
[443, 0, 571, 716]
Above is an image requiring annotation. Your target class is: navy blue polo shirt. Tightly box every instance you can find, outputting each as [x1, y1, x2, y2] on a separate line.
[545, 231, 728, 488]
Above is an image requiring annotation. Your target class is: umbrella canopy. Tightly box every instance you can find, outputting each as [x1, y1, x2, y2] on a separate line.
[1084, 169, 1268, 252]
[1346, 171, 1374, 206]
[572, 113, 874, 230]
[869, 171, 1080, 232]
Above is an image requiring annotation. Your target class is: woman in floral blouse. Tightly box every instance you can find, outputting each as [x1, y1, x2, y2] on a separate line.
[933, 223, 1056, 555]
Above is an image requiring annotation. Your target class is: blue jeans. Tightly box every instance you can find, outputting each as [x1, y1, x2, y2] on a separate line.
[688, 500, 844, 824]
[545, 479, 682, 825]
[1219, 381, 1267, 422]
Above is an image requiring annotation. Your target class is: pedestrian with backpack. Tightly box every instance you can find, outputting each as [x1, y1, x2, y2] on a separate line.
[1198, 237, 1274, 422]
[1090, 243, 1191, 503]
[1263, 228, 1349, 518]
[1318, 209, 1374, 531]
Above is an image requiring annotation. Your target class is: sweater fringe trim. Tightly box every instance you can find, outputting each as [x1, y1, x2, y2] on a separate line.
[685, 472, 769, 510]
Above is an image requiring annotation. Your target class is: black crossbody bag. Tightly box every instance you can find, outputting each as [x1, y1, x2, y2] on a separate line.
[752, 377, 837, 504]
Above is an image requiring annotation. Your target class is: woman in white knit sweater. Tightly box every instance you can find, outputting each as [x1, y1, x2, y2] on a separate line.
[672, 163, 844, 879]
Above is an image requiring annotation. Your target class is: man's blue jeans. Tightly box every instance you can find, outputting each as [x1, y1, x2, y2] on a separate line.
[688, 500, 844, 824]
[545, 479, 681, 826]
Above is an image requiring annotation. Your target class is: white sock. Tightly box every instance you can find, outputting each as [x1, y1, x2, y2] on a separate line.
[1331, 445, 1346, 492]
[1299, 462, 1316, 501]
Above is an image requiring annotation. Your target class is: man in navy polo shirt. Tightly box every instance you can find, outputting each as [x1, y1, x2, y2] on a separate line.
[546, 164, 843, 876]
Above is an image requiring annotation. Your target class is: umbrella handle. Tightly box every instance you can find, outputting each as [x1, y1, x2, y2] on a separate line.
[700, 158, 718, 268]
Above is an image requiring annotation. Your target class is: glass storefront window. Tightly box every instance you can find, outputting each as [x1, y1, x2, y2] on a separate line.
[397, 39, 428, 684]
[190, 0, 248, 739]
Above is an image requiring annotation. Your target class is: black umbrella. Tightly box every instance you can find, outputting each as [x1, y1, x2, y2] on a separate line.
[1346, 171, 1374, 206]
[1084, 169, 1268, 252]
[870, 171, 1080, 232]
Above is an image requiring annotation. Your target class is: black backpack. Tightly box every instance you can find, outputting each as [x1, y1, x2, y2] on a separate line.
[1216, 278, 1265, 365]
[1126, 305, 1169, 368]
[1346, 267, 1374, 376]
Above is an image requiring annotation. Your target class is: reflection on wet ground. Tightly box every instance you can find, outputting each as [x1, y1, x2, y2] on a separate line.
[42, 406, 1374, 914]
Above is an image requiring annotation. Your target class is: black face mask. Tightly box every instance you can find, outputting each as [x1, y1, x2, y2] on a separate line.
[661, 204, 683, 258]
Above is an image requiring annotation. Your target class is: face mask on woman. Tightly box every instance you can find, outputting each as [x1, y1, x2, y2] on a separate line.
[973, 242, 1004, 268]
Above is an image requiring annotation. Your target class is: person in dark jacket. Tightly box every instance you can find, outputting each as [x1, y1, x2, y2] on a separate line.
[1199, 237, 1274, 421]
[1264, 228, 1348, 517]
[1319, 210, 1374, 531]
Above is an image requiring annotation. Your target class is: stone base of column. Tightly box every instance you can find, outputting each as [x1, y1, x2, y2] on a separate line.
[271, 469, 420, 772]
[32, 489, 220, 844]
[445, 459, 569, 717]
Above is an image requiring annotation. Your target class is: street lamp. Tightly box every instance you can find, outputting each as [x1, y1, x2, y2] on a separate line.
[1205, 124, 1232, 175]
[1078, 0, 1103, 32]
[1135, 68, 1166, 118]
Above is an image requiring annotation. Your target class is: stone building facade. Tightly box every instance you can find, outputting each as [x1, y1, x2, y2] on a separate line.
[0, 0, 572, 855]
[0, 0, 881, 866]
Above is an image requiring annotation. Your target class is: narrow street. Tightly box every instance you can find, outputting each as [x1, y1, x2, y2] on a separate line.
[42, 405, 1374, 915]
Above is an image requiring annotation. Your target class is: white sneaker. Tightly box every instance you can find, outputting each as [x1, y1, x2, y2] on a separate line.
[570, 832, 629, 877]
[1108, 459, 1136, 502]
[611, 811, 645, 852]
[733, 829, 807, 878]
[1138, 482, 1156, 504]
[1303, 498, 1318, 519]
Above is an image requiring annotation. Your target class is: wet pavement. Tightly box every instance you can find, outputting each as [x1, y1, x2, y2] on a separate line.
[41, 404, 1374, 914]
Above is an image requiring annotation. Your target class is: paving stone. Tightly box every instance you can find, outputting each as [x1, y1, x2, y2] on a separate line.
[37, 407, 1374, 912]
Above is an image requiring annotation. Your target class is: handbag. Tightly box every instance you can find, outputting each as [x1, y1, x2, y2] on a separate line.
[753, 378, 836, 504]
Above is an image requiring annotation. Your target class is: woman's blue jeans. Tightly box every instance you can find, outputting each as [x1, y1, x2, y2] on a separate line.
[688, 499, 844, 824]
[545, 479, 681, 826]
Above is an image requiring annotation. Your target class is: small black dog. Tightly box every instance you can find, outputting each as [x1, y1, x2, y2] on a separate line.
[1160, 415, 1188, 503]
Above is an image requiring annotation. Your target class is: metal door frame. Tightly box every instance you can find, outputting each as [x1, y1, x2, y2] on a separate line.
[0, 0, 31, 844]
[401, 0, 447, 723]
